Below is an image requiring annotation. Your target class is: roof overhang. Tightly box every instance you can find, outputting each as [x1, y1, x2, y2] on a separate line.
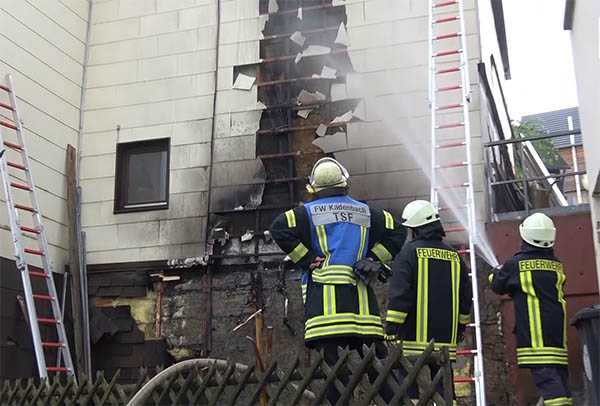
[594, 172, 600, 197]
[564, 0, 575, 30]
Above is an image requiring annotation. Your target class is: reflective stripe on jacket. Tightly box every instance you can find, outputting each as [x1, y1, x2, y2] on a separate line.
[387, 237, 472, 361]
[270, 193, 406, 342]
[491, 244, 568, 366]
[304, 281, 384, 342]
[304, 196, 371, 284]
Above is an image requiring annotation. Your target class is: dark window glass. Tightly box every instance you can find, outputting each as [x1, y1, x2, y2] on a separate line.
[114, 138, 170, 213]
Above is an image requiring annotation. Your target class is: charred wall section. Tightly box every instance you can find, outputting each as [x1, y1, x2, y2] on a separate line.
[87, 267, 174, 383]
[184, 0, 361, 365]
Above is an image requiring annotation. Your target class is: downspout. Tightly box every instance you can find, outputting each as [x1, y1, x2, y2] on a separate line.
[201, 0, 222, 355]
[76, 0, 94, 378]
[77, 1, 93, 180]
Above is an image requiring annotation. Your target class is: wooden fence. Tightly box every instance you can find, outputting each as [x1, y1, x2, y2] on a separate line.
[0, 340, 453, 405]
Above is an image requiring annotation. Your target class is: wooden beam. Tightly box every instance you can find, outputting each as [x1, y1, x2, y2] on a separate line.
[66, 144, 84, 374]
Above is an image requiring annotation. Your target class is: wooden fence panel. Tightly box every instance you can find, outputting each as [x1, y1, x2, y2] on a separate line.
[0, 340, 453, 405]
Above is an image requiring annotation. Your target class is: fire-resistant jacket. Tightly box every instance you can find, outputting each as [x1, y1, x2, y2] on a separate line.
[490, 243, 568, 367]
[270, 193, 406, 343]
[386, 235, 472, 361]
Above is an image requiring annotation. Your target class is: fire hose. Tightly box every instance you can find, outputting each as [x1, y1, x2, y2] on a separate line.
[126, 358, 315, 405]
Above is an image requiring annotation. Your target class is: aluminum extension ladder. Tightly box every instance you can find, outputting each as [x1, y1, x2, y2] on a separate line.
[0, 74, 75, 379]
[428, 1, 486, 405]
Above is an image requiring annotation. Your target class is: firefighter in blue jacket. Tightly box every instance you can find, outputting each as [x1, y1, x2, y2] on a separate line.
[385, 200, 472, 399]
[270, 157, 406, 404]
[490, 213, 571, 406]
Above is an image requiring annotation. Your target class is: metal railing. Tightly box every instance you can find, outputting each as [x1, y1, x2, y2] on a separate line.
[483, 129, 587, 216]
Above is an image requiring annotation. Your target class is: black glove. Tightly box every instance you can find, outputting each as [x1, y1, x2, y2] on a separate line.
[377, 264, 392, 283]
[281, 257, 295, 271]
[353, 258, 383, 285]
[488, 264, 503, 284]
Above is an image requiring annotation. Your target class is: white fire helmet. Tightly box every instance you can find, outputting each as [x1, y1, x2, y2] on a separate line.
[519, 213, 556, 248]
[306, 158, 349, 194]
[401, 200, 440, 228]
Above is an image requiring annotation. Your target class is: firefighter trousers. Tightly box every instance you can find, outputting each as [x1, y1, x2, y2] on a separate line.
[530, 366, 572, 405]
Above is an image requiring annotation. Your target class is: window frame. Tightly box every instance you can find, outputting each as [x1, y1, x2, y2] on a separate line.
[114, 138, 171, 214]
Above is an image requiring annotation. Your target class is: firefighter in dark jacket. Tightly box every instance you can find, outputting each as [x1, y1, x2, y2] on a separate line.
[490, 213, 571, 406]
[270, 157, 406, 404]
[386, 200, 472, 399]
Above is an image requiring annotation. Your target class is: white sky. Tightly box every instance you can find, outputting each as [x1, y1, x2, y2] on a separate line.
[502, 0, 579, 120]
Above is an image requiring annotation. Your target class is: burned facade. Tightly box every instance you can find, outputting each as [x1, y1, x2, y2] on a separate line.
[1, 1, 598, 405]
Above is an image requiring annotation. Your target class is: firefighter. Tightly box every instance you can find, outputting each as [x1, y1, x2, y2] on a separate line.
[386, 200, 472, 399]
[490, 213, 571, 406]
[270, 157, 406, 404]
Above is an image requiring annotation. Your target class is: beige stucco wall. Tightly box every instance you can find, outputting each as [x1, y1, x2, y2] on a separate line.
[78, 0, 227, 264]
[0, 0, 89, 271]
[1, 0, 509, 268]
[569, 0, 600, 289]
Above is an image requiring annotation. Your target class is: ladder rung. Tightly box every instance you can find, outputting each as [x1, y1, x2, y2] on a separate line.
[457, 249, 471, 255]
[32, 293, 54, 301]
[29, 271, 49, 278]
[0, 101, 14, 111]
[20, 225, 40, 234]
[434, 15, 459, 24]
[46, 366, 68, 373]
[436, 85, 462, 92]
[38, 317, 59, 325]
[7, 161, 27, 171]
[437, 103, 463, 111]
[436, 66, 461, 75]
[433, 49, 462, 57]
[3, 140, 23, 150]
[454, 376, 476, 383]
[456, 348, 478, 356]
[0, 120, 17, 130]
[24, 248, 44, 256]
[436, 140, 466, 149]
[467, 322, 477, 328]
[42, 341, 65, 348]
[11, 181, 32, 191]
[433, 0, 458, 8]
[446, 226, 466, 233]
[15, 203, 36, 213]
[436, 161, 467, 169]
[435, 182, 469, 190]
[437, 122, 464, 129]
[434, 32, 461, 40]
[438, 205, 467, 212]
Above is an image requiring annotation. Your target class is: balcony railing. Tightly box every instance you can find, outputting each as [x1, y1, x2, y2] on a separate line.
[483, 129, 587, 218]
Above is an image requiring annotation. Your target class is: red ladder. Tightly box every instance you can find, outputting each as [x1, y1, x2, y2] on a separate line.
[429, 0, 486, 404]
[0, 74, 75, 379]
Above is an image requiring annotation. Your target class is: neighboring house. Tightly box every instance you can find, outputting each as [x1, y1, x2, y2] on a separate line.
[0, 1, 597, 405]
[522, 107, 587, 205]
[565, 0, 600, 286]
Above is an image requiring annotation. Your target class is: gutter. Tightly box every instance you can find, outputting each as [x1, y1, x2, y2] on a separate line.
[200, 0, 223, 355]
[76, 0, 94, 378]
[77, 1, 93, 186]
